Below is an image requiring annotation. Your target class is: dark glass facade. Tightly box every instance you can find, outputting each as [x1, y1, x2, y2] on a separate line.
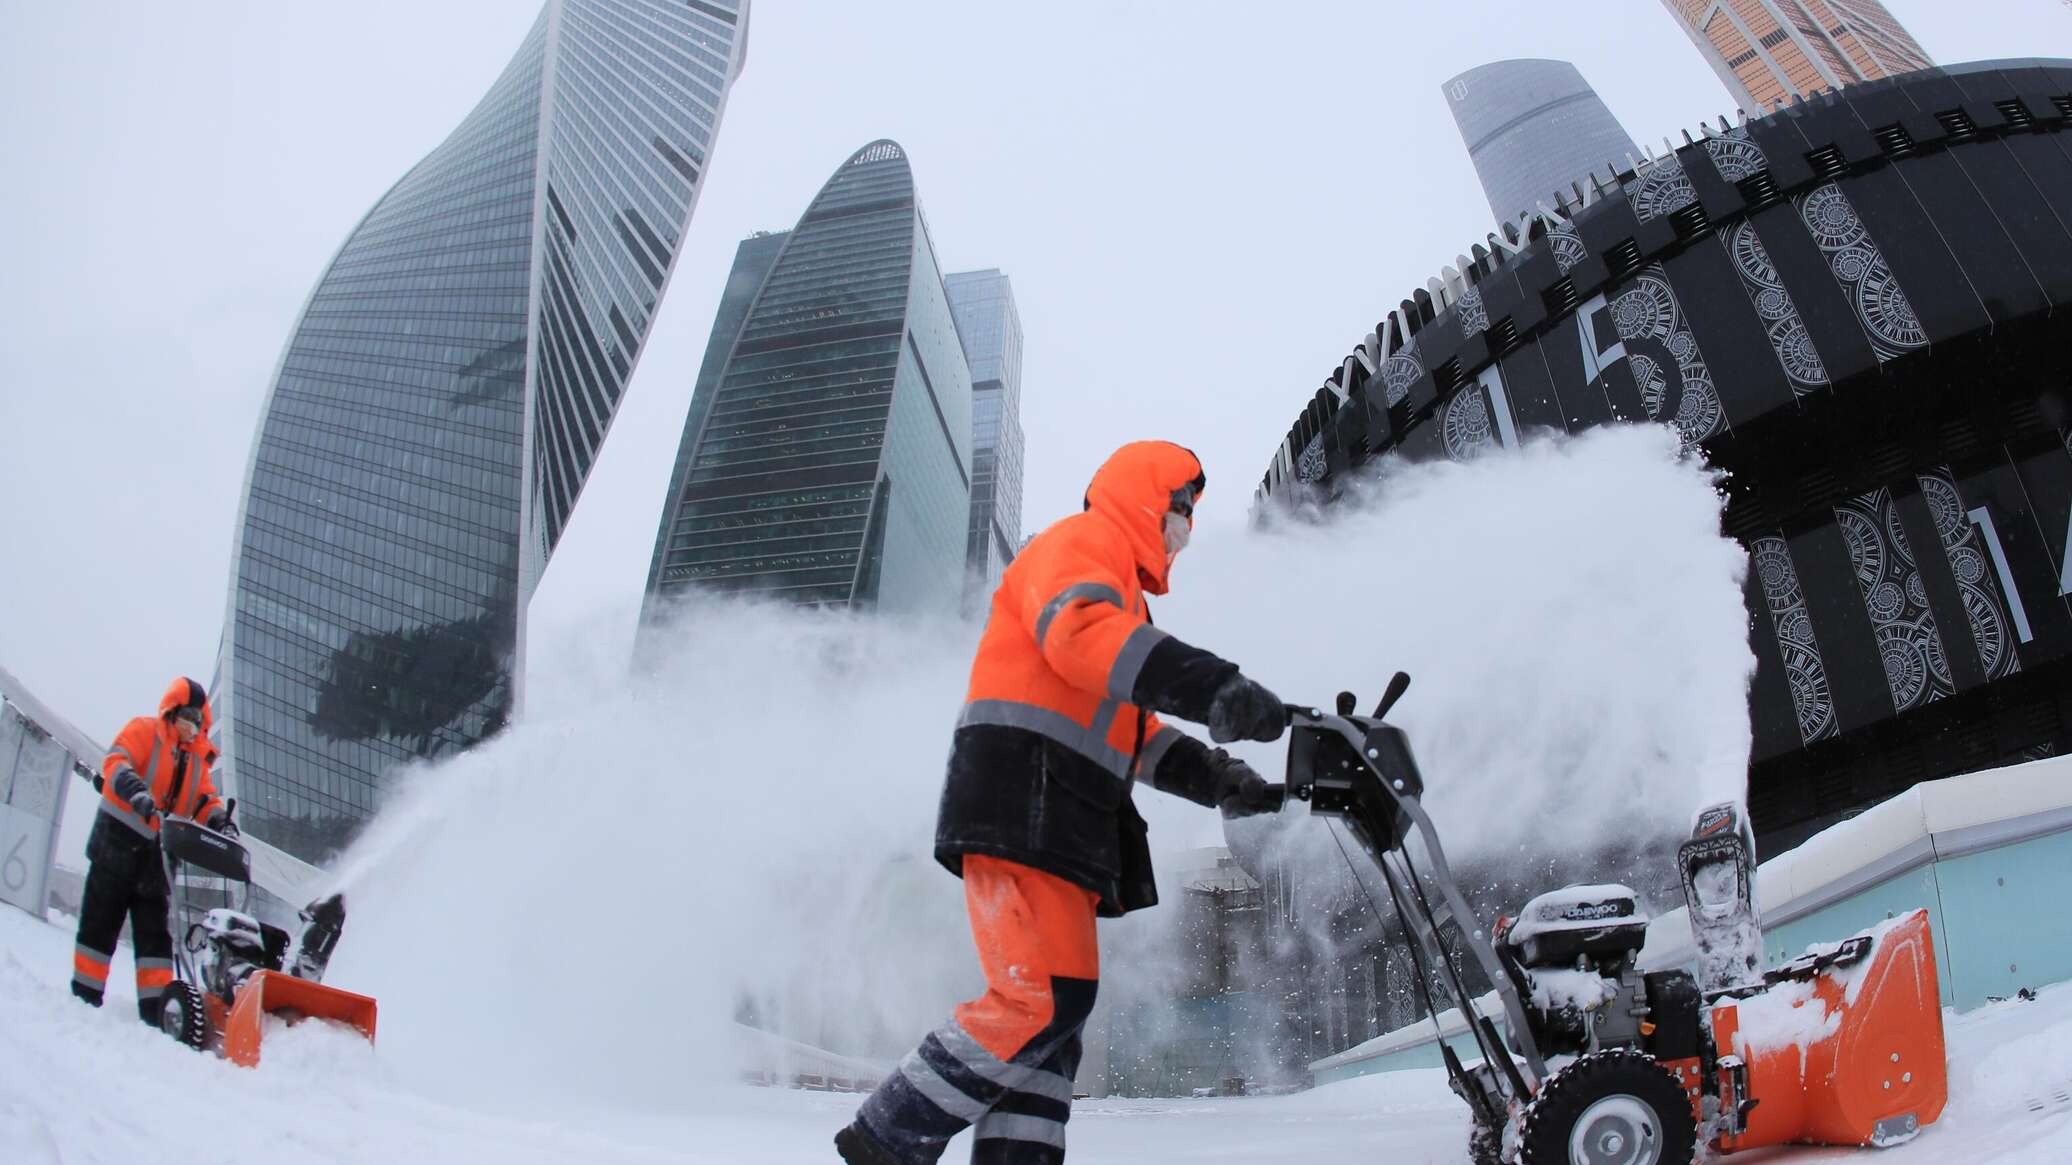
[1443, 59, 1641, 229]
[642, 141, 975, 619]
[220, 0, 749, 862]
[1261, 60, 2072, 854]
[943, 269, 1025, 600]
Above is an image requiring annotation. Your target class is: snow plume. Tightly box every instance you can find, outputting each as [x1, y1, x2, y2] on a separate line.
[324, 601, 985, 1115]
[1165, 422, 1755, 889]
[315, 422, 1750, 1112]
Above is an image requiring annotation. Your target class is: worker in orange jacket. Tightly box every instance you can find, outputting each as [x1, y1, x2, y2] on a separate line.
[71, 677, 232, 1024]
[838, 441, 1289, 1165]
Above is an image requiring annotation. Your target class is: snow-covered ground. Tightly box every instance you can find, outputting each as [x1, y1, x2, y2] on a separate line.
[5, 904, 2071, 1163]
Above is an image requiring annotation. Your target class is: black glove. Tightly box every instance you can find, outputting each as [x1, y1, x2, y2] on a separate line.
[1206, 749, 1279, 818]
[206, 809, 239, 838]
[128, 791, 157, 822]
[1207, 674, 1289, 743]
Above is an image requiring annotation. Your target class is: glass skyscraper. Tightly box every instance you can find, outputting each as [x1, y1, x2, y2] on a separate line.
[943, 269, 1025, 600]
[219, 0, 750, 861]
[1442, 59, 1641, 229]
[642, 140, 976, 621]
[1660, 0, 1934, 113]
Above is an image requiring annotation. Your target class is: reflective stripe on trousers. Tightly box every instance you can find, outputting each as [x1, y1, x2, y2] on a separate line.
[73, 942, 112, 991]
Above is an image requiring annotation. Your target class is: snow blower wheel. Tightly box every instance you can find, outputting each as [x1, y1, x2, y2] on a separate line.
[1517, 1050, 1697, 1165]
[160, 980, 209, 1051]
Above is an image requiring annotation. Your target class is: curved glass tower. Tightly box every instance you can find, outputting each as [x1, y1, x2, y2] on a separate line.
[220, 0, 750, 861]
[643, 140, 975, 620]
[1443, 59, 1640, 229]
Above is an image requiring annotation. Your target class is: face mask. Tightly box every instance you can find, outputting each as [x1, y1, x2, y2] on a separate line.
[1163, 510, 1192, 563]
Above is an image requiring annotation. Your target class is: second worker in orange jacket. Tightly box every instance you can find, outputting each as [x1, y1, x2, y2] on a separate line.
[838, 441, 1288, 1165]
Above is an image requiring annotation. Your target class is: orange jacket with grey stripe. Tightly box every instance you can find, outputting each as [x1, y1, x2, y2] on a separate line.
[99, 678, 223, 839]
[935, 441, 1244, 916]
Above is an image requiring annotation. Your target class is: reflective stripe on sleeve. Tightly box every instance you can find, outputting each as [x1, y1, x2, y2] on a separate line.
[1105, 623, 1169, 701]
[1134, 725, 1183, 783]
[957, 700, 1133, 780]
[97, 796, 157, 838]
[972, 1111, 1069, 1149]
[1033, 583, 1123, 650]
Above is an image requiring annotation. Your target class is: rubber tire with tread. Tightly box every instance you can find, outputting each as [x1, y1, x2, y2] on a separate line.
[1517, 1049, 1696, 1165]
[160, 981, 209, 1051]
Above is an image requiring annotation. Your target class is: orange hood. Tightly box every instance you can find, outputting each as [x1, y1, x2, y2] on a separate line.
[157, 676, 216, 747]
[1082, 441, 1205, 596]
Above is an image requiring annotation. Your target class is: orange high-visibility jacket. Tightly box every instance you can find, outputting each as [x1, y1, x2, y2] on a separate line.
[99, 677, 223, 840]
[936, 441, 1245, 915]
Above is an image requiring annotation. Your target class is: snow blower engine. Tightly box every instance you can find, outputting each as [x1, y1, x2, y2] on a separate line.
[158, 815, 377, 1067]
[1264, 675, 1948, 1164]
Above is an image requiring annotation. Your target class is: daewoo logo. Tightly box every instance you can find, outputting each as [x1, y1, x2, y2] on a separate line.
[1557, 901, 1629, 921]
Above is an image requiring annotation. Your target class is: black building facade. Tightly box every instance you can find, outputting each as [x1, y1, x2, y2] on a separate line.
[1257, 61, 2072, 855]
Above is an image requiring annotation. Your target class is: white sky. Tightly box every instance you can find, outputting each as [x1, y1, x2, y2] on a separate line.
[0, 1, 2058, 737]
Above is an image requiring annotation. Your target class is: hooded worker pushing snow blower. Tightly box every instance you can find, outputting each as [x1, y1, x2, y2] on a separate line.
[71, 676, 375, 1066]
[838, 442, 1952, 1165]
[837, 441, 1291, 1165]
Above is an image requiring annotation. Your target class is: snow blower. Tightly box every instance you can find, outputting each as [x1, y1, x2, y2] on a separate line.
[157, 816, 377, 1067]
[1263, 674, 1947, 1164]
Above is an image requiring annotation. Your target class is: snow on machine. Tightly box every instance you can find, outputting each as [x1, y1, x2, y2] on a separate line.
[1264, 675, 1947, 1163]
[156, 815, 377, 1066]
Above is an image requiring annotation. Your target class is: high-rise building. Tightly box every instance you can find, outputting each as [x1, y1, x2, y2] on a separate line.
[219, 0, 750, 861]
[1442, 59, 1642, 229]
[943, 270, 1025, 599]
[1659, 0, 1934, 112]
[642, 140, 975, 620]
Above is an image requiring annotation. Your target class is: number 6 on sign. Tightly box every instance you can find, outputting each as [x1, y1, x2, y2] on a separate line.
[3, 834, 28, 894]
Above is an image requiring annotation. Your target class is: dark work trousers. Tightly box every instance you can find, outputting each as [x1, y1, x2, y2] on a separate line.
[71, 816, 174, 1025]
[852, 855, 1099, 1165]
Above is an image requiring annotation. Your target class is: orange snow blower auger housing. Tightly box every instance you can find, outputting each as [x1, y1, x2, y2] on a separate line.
[157, 817, 378, 1067]
[1260, 674, 1949, 1163]
[1708, 909, 1947, 1151]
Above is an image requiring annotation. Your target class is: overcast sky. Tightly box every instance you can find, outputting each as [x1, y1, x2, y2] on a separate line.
[0, 1, 2058, 737]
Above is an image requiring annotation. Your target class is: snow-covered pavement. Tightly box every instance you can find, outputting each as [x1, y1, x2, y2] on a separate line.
[5, 904, 2069, 1164]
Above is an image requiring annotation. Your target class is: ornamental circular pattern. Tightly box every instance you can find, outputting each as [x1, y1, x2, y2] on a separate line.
[1381, 353, 1420, 405]
[1455, 287, 1489, 336]
[1675, 381, 1724, 442]
[1868, 580, 1907, 621]
[1442, 390, 1495, 460]
[1963, 585, 2009, 676]
[1923, 622, 1952, 687]
[1906, 571, 1930, 609]
[1773, 318, 1828, 387]
[1669, 329, 1698, 363]
[1885, 503, 1916, 568]
[1837, 508, 1885, 590]
[1919, 476, 1967, 545]
[1858, 265, 1927, 350]
[1832, 247, 1873, 282]
[1951, 544, 1987, 586]
[1551, 226, 1588, 273]
[1296, 435, 1327, 483]
[1786, 665, 1836, 742]
[1878, 628, 1930, 710]
[1801, 185, 1868, 250]
[1630, 353, 1668, 417]
[1754, 539, 1802, 608]
[1705, 136, 1767, 183]
[1777, 607, 1816, 645]
[1756, 286, 1793, 320]
[1731, 224, 1783, 287]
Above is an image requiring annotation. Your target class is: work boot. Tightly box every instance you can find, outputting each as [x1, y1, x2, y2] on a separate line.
[835, 1122, 906, 1165]
[138, 995, 165, 1028]
[70, 981, 103, 1008]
